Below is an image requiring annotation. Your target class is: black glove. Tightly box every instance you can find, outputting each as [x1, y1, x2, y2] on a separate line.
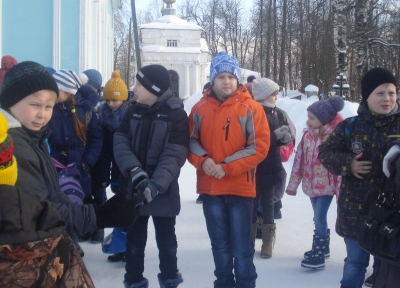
[136, 179, 159, 204]
[130, 167, 148, 188]
[93, 192, 143, 229]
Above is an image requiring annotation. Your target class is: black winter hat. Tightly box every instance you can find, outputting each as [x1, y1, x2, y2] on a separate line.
[361, 67, 398, 101]
[0, 61, 59, 110]
[136, 64, 170, 97]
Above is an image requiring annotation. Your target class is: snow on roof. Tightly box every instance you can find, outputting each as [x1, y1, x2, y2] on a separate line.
[305, 84, 319, 92]
[141, 45, 203, 54]
[140, 15, 203, 31]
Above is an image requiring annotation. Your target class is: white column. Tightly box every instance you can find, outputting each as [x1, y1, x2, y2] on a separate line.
[184, 63, 190, 98]
[201, 64, 209, 86]
[52, 0, 61, 69]
[192, 63, 200, 94]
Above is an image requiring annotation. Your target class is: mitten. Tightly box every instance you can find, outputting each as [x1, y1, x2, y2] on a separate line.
[281, 132, 292, 144]
[383, 145, 400, 177]
[137, 180, 159, 204]
[130, 167, 148, 189]
[285, 189, 296, 196]
[93, 192, 142, 229]
[274, 125, 289, 140]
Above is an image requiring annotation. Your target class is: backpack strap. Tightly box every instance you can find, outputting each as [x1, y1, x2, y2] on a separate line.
[344, 116, 358, 149]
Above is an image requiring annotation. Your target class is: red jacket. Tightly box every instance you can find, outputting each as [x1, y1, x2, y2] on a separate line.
[188, 85, 270, 198]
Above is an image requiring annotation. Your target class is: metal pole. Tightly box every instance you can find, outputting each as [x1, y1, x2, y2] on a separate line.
[130, 0, 142, 71]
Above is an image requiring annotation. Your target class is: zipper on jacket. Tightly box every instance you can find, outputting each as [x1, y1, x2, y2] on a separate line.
[223, 117, 231, 141]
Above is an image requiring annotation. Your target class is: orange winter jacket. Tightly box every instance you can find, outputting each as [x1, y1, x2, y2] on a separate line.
[188, 85, 270, 198]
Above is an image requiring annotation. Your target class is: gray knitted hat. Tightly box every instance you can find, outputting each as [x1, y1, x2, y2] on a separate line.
[307, 96, 344, 125]
[252, 78, 279, 101]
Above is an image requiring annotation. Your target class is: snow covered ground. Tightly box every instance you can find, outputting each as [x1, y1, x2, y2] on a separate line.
[81, 95, 374, 287]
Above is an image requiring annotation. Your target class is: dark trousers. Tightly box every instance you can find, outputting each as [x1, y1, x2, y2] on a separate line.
[124, 215, 178, 284]
[253, 185, 274, 224]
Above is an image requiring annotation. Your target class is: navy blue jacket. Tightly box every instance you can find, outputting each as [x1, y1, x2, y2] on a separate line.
[48, 85, 103, 197]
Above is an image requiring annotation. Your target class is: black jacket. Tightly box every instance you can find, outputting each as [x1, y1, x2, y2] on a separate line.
[114, 90, 189, 217]
[6, 110, 97, 237]
[318, 101, 400, 240]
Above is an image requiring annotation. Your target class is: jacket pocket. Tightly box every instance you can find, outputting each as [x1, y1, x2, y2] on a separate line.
[223, 117, 231, 141]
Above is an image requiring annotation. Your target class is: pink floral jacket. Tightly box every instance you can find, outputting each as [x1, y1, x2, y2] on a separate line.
[285, 115, 342, 197]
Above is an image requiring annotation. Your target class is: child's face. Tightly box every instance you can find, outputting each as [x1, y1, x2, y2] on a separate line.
[57, 91, 72, 103]
[366, 83, 397, 115]
[106, 100, 124, 111]
[134, 81, 158, 106]
[212, 72, 238, 101]
[266, 92, 278, 105]
[9, 90, 57, 131]
[306, 111, 322, 129]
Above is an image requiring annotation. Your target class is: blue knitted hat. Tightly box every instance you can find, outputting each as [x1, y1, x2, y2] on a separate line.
[307, 96, 344, 125]
[80, 69, 102, 90]
[210, 52, 241, 85]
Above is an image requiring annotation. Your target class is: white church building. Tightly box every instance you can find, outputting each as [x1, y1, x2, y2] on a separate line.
[139, 0, 209, 99]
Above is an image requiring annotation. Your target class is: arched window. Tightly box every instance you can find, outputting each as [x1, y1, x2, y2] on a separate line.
[168, 70, 179, 98]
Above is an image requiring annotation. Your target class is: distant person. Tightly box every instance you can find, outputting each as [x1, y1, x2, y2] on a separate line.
[79, 68, 105, 244]
[319, 68, 399, 288]
[195, 81, 212, 205]
[251, 78, 294, 259]
[0, 112, 95, 287]
[48, 69, 103, 252]
[286, 96, 344, 270]
[188, 51, 270, 288]
[0, 55, 17, 89]
[96, 71, 133, 262]
[244, 75, 256, 97]
[114, 64, 189, 288]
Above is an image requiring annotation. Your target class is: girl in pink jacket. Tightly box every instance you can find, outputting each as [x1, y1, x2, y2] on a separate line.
[285, 96, 344, 271]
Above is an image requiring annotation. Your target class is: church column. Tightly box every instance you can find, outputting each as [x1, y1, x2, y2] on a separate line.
[184, 63, 190, 98]
[202, 64, 208, 86]
[192, 63, 200, 94]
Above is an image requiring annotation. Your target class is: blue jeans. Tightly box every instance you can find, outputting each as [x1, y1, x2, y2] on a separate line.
[124, 215, 179, 285]
[310, 195, 333, 237]
[341, 237, 370, 288]
[203, 194, 257, 288]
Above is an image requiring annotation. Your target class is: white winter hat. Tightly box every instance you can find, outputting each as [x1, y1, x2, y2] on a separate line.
[252, 78, 279, 101]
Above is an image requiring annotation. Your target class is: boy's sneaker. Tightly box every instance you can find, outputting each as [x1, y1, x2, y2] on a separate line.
[364, 271, 376, 287]
[157, 273, 183, 288]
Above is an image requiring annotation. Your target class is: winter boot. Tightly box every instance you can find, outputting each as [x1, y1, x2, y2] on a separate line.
[261, 223, 276, 259]
[364, 270, 377, 287]
[301, 235, 326, 270]
[304, 229, 330, 259]
[256, 216, 263, 239]
[90, 229, 103, 244]
[123, 278, 149, 288]
[252, 223, 258, 243]
[157, 273, 183, 288]
[107, 252, 126, 262]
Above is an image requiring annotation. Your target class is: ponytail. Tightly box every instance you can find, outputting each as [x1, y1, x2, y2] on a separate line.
[70, 96, 87, 144]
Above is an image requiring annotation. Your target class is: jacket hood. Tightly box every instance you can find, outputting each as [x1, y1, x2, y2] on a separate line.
[75, 84, 99, 111]
[0, 108, 21, 128]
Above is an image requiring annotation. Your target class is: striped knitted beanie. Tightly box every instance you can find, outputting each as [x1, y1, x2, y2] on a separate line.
[53, 69, 82, 95]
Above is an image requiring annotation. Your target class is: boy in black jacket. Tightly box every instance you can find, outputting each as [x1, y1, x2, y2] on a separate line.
[114, 65, 189, 288]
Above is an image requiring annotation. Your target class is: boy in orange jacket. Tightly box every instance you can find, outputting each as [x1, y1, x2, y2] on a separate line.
[188, 52, 270, 288]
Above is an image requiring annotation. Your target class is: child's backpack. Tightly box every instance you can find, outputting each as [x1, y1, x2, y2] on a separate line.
[52, 158, 85, 205]
[280, 139, 295, 162]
